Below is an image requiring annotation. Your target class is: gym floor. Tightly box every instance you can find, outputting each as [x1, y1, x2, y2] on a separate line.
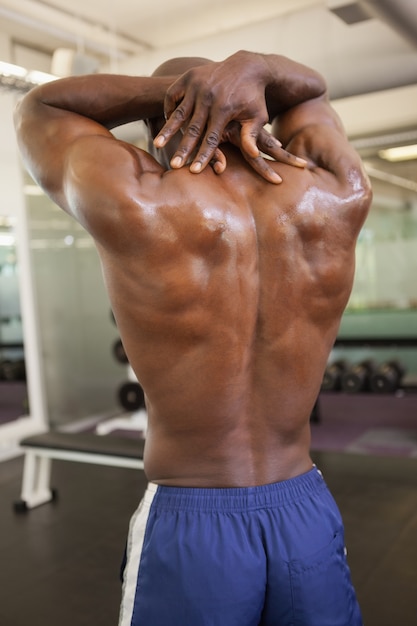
[0, 447, 416, 625]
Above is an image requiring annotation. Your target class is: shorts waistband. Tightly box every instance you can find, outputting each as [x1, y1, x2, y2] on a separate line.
[149, 466, 326, 512]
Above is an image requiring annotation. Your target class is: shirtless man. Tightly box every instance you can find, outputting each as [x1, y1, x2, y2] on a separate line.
[14, 50, 372, 625]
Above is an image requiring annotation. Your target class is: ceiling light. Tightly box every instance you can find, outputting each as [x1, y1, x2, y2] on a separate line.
[0, 233, 16, 247]
[0, 61, 27, 78]
[378, 144, 417, 162]
[26, 70, 56, 84]
[0, 61, 57, 94]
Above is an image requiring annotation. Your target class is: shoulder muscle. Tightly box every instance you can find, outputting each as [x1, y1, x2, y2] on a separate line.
[63, 136, 163, 241]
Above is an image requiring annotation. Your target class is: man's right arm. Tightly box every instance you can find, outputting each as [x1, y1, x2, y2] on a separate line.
[14, 73, 174, 216]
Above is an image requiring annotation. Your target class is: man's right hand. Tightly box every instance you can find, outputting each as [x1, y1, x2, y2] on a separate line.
[153, 51, 307, 183]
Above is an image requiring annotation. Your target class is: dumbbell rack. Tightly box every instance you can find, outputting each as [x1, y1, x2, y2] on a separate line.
[0, 341, 26, 381]
[334, 336, 417, 390]
[96, 320, 147, 436]
[312, 336, 417, 423]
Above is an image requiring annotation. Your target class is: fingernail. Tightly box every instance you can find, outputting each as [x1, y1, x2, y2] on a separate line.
[171, 156, 183, 168]
[154, 135, 165, 148]
[190, 162, 202, 173]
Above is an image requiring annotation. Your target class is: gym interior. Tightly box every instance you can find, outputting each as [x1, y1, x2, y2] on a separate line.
[0, 1, 416, 624]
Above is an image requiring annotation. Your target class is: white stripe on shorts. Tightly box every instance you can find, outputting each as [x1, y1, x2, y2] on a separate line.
[118, 483, 157, 626]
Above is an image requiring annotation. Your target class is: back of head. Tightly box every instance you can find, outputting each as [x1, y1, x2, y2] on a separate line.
[151, 56, 212, 78]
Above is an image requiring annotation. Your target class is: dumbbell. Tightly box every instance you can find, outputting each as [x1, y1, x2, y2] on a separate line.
[341, 360, 376, 393]
[0, 359, 26, 381]
[370, 360, 406, 393]
[321, 360, 349, 392]
[0, 360, 10, 380]
[117, 381, 145, 412]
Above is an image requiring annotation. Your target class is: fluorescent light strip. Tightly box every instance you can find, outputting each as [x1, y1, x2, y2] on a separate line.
[0, 61, 27, 78]
[0, 61, 57, 93]
[0, 233, 16, 246]
[378, 144, 417, 162]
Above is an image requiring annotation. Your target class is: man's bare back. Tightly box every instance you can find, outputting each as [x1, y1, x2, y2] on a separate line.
[14, 51, 371, 488]
[73, 140, 367, 486]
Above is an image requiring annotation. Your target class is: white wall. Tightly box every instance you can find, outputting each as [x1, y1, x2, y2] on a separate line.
[0, 33, 24, 219]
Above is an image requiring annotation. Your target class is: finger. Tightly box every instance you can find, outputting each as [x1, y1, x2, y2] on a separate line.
[275, 147, 308, 168]
[256, 128, 282, 155]
[211, 148, 227, 174]
[169, 124, 203, 169]
[243, 153, 283, 184]
[189, 120, 227, 173]
[163, 77, 189, 121]
[257, 129, 307, 168]
[232, 124, 282, 183]
[240, 120, 267, 159]
[154, 93, 195, 148]
[153, 113, 184, 149]
[169, 103, 215, 169]
[220, 122, 280, 183]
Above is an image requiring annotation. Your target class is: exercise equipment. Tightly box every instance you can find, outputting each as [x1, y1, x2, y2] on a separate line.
[118, 381, 145, 412]
[341, 359, 376, 393]
[321, 360, 349, 392]
[370, 360, 406, 393]
[0, 358, 26, 381]
[112, 338, 129, 364]
[14, 431, 145, 511]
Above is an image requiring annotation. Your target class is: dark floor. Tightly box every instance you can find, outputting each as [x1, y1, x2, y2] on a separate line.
[0, 450, 416, 625]
[0, 455, 147, 626]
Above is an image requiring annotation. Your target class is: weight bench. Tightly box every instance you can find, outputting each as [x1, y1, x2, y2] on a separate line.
[15, 431, 145, 512]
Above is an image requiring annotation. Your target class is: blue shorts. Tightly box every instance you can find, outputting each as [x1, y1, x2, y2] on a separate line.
[119, 466, 363, 625]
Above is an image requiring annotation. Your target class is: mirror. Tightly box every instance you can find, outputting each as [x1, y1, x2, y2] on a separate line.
[0, 216, 27, 426]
